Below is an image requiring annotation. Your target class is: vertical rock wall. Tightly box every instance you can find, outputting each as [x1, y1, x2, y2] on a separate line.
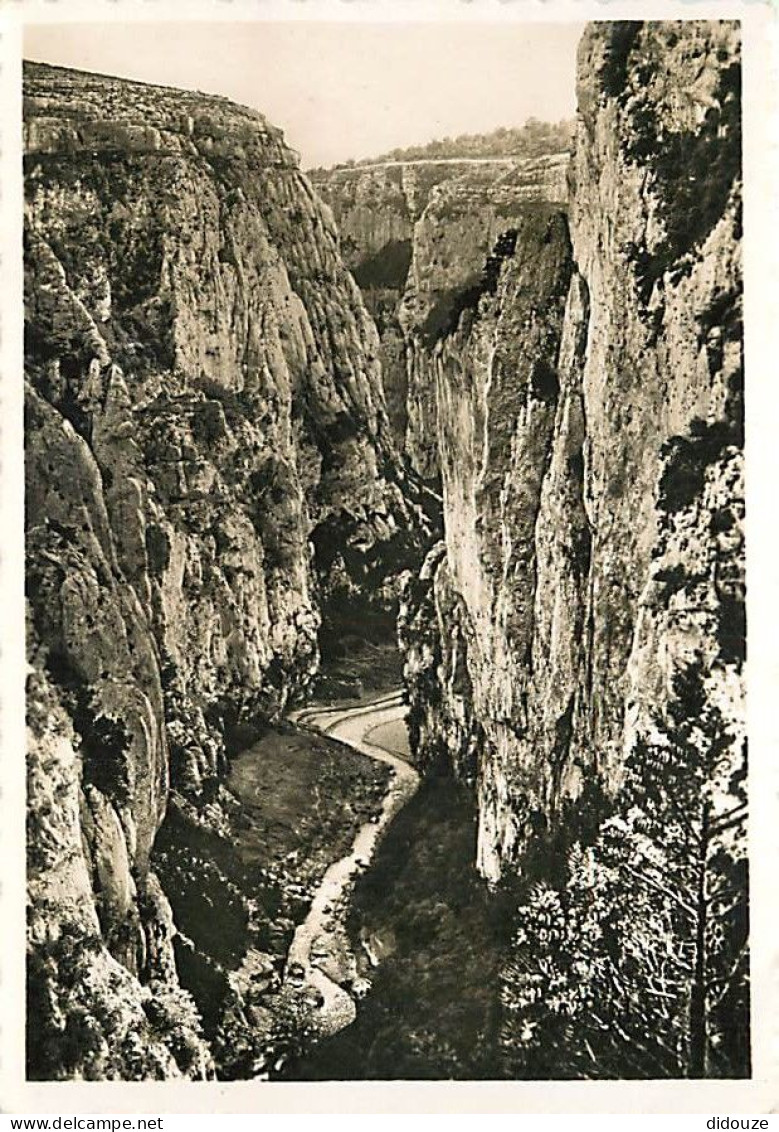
[312, 163, 456, 451]
[402, 20, 744, 883]
[314, 155, 569, 475]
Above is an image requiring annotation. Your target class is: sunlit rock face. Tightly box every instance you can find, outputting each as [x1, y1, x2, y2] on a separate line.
[402, 21, 744, 883]
[313, 162, 467, 453]
[23, 61, 425, 1077]
[400, 155, 569, 480]
[313, 155, 569, 474]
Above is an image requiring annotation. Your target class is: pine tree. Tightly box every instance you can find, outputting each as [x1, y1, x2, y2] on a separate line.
[501, 662, 749, 1079]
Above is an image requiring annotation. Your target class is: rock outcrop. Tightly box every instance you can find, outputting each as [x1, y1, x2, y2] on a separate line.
[401, 20, 744, 883]
[24, 62, 426, 1079]
[314, 154, 568, 475]
[400, 156, 569, 480]
[312, 161, 473, 452]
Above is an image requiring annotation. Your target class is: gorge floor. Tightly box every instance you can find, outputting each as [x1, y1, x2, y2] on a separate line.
[152, 716, 392, 1067]
[282, 771, 512, 1080]
[157, 682, 511, 1080]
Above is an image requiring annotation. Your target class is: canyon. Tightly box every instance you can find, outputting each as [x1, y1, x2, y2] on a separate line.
[24, 18, 747, 1083]
[313, 141, 569, 478]
[24, 59, 429, 1080]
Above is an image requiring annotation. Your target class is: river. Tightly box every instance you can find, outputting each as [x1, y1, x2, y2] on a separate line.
[283, 691, 509, 1079]
[283, 692, 420, 1037]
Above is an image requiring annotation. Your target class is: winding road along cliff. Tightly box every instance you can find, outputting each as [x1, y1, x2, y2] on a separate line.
[285, 692, 419, 1038]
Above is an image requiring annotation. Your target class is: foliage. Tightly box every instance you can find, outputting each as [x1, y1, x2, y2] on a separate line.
[154, 726, 390, 1075]
[657, 418, 741, 516]
[284, 778, 510, 1080]
[620, 39, 741, 304]
[145, 523, 171, 578]
[26, 154, 165, 312]
[655, 403, 745, 671]
[79, 711, 132, 805]
[142, 982, 210, 1077]
[192, 399, 228, 446]
[214, 986, 317, 1080]
[192, 375, 257, 429]
[48, 680, 134, 808]
[315, 636, 404, 700]
[27, 921, 208, 1081]
[502, 665, 749, 1079]
[597, 23, 642, 98]
[311, 498, 432, 651]
[154, 822, 253, 971]
[350, 119, 575, 167]
[27, 925, 105, 1080]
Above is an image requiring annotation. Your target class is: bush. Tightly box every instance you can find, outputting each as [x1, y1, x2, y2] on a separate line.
[622, 51, 742, 304]
[192, 400, 228, 445]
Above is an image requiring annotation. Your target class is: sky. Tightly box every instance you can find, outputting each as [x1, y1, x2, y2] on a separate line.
[24, 21, 584, 169]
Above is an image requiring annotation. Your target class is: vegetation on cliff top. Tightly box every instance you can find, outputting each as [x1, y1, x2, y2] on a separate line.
[311, 119, 574, 173]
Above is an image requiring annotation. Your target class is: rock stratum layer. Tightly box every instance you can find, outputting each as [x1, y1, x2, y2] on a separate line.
[401, 20, 745, 882]
[24, 62, 427, 1079]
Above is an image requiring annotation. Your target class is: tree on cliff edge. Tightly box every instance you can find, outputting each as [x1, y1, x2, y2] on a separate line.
[501, 664, 749, 1079]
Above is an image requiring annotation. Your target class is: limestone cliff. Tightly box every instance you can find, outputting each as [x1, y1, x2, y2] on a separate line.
[24, 62, 425, 1078]
[314, 154, 568, 474]
[401, 20, 744, 883]
[312, 161, 455, 449]
[400, 155, 569, 480]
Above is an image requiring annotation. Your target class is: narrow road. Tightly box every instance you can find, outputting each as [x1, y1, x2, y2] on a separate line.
[283, 690, 419, 1037]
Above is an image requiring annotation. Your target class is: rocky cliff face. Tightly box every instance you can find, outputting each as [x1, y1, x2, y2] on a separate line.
[24, 62, 425, 1078]
[312, 161, 475, 452]
[314, 155, 568, 475]
[400, 156, 569, 480]
[402, 20, 744, 883]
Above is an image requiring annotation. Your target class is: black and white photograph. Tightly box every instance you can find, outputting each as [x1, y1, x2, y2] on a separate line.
[3, 1, 777, 1108]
